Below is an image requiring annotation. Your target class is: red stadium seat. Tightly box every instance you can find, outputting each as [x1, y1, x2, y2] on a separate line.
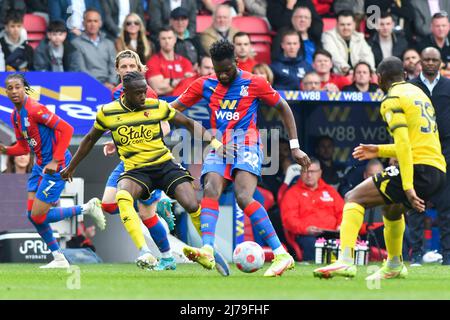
[24, 14, 47, 49]
[196, 15, 213, 33]
[252, 42, 271, 64]
[249, 34, 272, 44]
[231, 16, 271, 34]
[24, 14, 47, 33]
[323, 17, 337, 32]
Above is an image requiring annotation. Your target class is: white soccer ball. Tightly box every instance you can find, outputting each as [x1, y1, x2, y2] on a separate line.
[233, 241, 265, 273]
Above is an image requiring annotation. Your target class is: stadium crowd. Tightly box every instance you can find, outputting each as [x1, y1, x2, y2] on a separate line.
[1, 0, 450, 266]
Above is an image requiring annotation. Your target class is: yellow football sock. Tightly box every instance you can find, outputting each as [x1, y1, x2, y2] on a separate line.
[383, 215, 405, 266]
[339, 202, 365, 263]
[116, 190, 146, 250]
[189, 206, 202, 237]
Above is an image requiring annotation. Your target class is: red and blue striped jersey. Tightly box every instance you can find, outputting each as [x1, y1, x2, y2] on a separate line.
[176, 70, 281, 145]
[11, 97, 66, 166]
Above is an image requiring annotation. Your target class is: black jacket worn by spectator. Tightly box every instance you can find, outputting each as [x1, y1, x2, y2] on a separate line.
[364, 0, 416, 44]
[418, 35, 450, 69]
[175, 36, 205, 66]
[101, 0, 144, 39]
[267, 0, 323, 40]
[34, 39, 82, 71]
[342, 83, 380, 92]
[148, 0, 197, 39]
[368, 32, 408, 67]
[0, 32, 34, 71]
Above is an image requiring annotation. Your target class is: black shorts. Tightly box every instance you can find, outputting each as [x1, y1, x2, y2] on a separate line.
[373, 164, 446, 208]
[117, 160, 194, 200]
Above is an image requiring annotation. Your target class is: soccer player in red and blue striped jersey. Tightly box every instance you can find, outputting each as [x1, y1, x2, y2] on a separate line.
[171, 40, 311, 277]
[0, 74, 106, 269]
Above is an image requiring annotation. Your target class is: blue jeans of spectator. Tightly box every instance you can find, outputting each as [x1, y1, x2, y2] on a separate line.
[295, 235, 317, 261]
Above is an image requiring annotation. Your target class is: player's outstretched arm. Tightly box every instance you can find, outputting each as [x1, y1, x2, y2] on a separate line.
[170, 110, 236, 158]
[274, 98, 311, 169]
[61, 127, 104, 182]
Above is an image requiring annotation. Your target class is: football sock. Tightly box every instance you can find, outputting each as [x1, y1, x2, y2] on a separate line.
[35, 206, 82, 224]
[116, 190, 146, 250]
[244, 200, 282, 252]
[27, 199, 60, 252]
[189, 205, 202, 236]
[200, 198, 219, 247]
[101, 202, 120, 215]
[339, 202, 365, 264]
[143, 215, 171, 254]
[383, 215, 405, 269]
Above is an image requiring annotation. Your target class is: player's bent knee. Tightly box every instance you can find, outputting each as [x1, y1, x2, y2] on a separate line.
[203, 184, 221, 200]
[116, 190, 133, 204]
[28, 212, 46, 225]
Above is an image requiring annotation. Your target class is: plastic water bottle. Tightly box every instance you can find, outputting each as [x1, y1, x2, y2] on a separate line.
[356, 241, 369, 265]
[315, 238, 326, 264]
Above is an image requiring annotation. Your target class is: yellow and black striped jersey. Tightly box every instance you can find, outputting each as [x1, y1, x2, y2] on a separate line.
[380, 81, 446, 189]
[94, 97, 176, 171]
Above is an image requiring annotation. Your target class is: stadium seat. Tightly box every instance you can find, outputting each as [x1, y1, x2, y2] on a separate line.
[231, 16, 271, 34]
[24, 14, 47, 49]
[24, 14, 47, 33]
[249, 34, 272, 44]
[252, 42, 271, 64]
[196, 15, 213, 33]
[323, 17, 337, 32]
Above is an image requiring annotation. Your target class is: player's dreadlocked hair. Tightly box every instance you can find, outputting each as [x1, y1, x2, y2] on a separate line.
[5, 73, 34, 94]
[210, 39, 235, 62]
[115, 49, 148, 74]
[122, 71, 145, 88]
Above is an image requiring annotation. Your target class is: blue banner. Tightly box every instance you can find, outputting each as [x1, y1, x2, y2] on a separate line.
[0, 72, 111, 135]
[278, 90, 385, 103]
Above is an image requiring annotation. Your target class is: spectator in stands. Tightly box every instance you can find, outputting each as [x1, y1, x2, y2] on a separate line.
[411, 0, 450, 40]
[418, 11, 450, 75]
[233, 32, 256, 72]
[100, 0, 144, 40]
[280, 158, 344, 262]
[243, 0, 267, 17]
[312, 49, 351, 91]
[333, 0, 365, 27]
[322, 10, 375, 75]
[0, 11, 34, 71]
[200, 3, 239, 55]
[403, 48, 421, 80]
[71, 8, 116, 89]
[368, 12, 408, 67]
[170, 7, 203, 68]
[148, 0, 197, 38]
[0, 0, 26, 31]
[342, 61, 380, 93]
[271, 29, 313, 90]
[146, 27, 194, 96]
[115, 13, 152, 65]
[267, 0, 323, 45]
[301, 71, 321, 91]
[364, 0, 415, 44]
[252, 63, 274, 84]
[2, 148, 33, 174]
[314, 135, 347, 189]
[172, 55, 214, 96]
[49, 0, 103, 37]
[34, 20, 82, 72]
[199, 0, 245, 16]
[272, 6, 320, 65]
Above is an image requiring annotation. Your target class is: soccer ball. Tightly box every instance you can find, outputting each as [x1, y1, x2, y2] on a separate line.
[233, 241, 265, 273]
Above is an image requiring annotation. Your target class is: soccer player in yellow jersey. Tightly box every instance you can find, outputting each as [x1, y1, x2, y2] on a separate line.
[313, 57, 447, 280]
[61, 71, 228, 263]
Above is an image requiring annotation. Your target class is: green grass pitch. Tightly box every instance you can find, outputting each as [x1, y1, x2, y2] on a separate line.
[0, 263, 449, 300]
